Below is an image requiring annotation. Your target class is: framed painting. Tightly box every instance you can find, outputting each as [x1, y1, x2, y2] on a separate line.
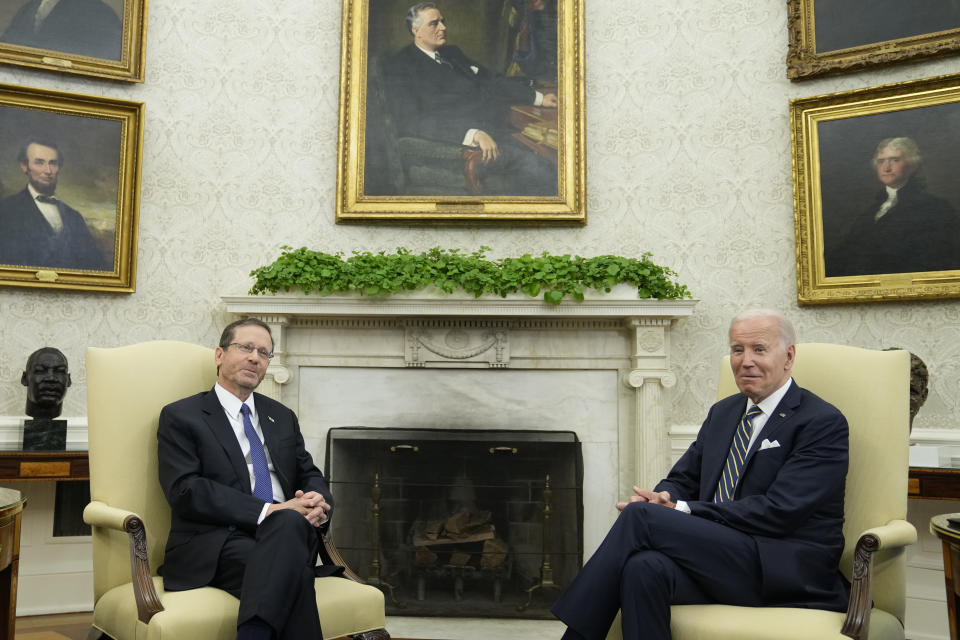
[0, 0, 147, 82]
[787, 0, 960, 80]
[0, 82, 144, 292]
[335, 0, 585, 224]
[791, 72, 960, 305]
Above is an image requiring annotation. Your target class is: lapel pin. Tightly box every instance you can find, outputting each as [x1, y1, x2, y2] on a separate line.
[778, 412, 786, 418]
[268, 415, 275, 423]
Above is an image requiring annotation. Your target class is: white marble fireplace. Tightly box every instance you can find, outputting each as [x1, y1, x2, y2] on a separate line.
[223, 291, 695, 559]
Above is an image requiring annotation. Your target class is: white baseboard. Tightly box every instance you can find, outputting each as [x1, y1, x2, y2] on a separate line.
[17, 571, 93, 616]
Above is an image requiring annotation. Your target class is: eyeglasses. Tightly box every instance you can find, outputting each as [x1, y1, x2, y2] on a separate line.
[227, 342, 274, 361]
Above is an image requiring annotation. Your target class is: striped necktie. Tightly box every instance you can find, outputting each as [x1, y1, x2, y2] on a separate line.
[714, 405, 762, 503]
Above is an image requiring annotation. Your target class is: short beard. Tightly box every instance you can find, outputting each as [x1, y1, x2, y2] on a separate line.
[30, 178, 57, 196]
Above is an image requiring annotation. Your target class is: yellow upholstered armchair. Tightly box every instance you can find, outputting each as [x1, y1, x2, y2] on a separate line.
[607, 343, 917, 640]
[83, 341, 389, 640]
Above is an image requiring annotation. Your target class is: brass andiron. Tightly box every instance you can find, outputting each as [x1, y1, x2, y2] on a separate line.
[366, 472, 403, 607]
[518, 474, 559, 611]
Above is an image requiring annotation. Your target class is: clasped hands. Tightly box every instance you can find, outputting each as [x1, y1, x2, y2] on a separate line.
[616, 486, 676, 512]
[267, 489, 331, 527]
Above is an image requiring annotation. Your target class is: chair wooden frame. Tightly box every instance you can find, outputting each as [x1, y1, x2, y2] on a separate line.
[84, 341, 390, 640]
[83, 505, 386, 637]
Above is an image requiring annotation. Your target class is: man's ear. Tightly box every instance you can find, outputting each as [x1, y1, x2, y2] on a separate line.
[66, 373, 72, 388]
[20, 371, 27, 387]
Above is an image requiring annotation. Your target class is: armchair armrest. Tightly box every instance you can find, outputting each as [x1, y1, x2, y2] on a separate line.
[841, 519, 917, 640]
[319, 532, 365, 584]
[83, 500, 164, 624]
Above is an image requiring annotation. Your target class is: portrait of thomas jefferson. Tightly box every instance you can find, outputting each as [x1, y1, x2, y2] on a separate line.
[825, 136, 960, 277]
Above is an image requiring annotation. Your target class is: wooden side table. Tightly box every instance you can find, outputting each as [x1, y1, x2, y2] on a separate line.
[912, 466, 960, 500]
[931, 513, 960, 639]
[0, 488, 26, 640]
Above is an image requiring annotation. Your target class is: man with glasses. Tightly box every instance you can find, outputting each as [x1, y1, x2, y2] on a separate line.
[157, 317, 337, 640]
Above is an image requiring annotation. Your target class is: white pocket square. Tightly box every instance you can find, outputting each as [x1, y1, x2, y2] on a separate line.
[759, 439, 780, 451]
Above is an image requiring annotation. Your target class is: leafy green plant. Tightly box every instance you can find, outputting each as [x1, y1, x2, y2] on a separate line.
[249, 246, 691, 304]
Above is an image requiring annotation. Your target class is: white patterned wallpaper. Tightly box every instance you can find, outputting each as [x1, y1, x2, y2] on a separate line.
[1, 0, 959, 431]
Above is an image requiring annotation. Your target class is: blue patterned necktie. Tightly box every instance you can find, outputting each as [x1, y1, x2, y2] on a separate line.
[714, 405, 763, 503]
[240, 404, 273, 502]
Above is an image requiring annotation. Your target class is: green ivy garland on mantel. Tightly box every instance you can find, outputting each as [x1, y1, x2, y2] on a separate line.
[249, 246, 691, 305]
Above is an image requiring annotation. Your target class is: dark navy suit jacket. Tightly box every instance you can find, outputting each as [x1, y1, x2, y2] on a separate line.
[383, 43, 537, 146]
[157, 388, 332, 591]
[0, 187, 108, 270]
[656, 381, 850, 610]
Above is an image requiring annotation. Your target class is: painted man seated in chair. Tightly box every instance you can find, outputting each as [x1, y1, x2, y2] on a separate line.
[552, 309, 850, 640]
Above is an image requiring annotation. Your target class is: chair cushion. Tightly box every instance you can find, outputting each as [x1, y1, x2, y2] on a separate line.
[669, 604, 904, 640]
[604, 606, 904, 640]
[92, 576, 386, 640]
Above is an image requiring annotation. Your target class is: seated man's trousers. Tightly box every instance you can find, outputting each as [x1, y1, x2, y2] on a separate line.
[551, 501, 764, 640]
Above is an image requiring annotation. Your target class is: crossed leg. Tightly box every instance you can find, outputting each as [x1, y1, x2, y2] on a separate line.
[551, 501, 763, 640]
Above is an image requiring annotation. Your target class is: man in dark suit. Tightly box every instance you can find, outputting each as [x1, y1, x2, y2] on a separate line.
[0, 137, 109, 271]
[552, 309, 850, 640]
[158, 318, 335, 640]
[383, 2, 557, 196]
[1, 0, 122, 60]
[826, 136, 960, 277]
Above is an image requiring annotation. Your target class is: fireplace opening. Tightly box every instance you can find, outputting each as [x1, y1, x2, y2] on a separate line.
[325, 427, 583, 619]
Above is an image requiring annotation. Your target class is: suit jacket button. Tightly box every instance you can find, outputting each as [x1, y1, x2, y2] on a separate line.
[228, 525, 236, 531]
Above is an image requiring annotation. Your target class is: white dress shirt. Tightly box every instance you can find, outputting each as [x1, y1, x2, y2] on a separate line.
[214, 383, 283, 523]
[28, 184, 63, 234]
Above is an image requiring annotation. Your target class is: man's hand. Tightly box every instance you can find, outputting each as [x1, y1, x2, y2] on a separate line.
[616, 486, 676, 511]
[267, 489, 331, 527]
[542, 93, 558, 108]
[473, 130, 500, 163]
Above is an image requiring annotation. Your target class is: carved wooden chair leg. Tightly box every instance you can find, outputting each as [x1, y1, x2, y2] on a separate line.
[351, 629, 391, 640]
[86, 628, 112, 640]
[462, 148, 484, 195]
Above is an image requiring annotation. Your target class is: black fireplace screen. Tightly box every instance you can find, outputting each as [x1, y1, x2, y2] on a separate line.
[325, 427, 583, 619]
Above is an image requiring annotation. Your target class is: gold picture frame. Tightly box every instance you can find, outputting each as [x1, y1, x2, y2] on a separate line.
[335, 0, 585, 224]
[791, 72, 960, 305]
[787, 0, 960, 80]
[0, 0, 148, 82]
[0, 82, 144, 292]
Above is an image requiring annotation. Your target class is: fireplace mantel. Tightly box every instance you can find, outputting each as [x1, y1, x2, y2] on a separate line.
[223, 292, 696, 550]
[222, 290, 696, 319]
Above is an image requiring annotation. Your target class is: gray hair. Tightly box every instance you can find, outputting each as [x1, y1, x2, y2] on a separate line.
[729, 309, 796, 350]
[405, 2, 437, 34]
[873, 136, 922, 168]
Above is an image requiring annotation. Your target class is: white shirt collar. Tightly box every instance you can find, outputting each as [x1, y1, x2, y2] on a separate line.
[415, 43, 441, 60]
[750, 377, 793, 416]
[27, 183, 54, 200]
[214, 382, 256, 419]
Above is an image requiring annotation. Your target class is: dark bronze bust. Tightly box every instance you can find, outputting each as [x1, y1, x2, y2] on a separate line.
[21, 347, 71, 450]
[884, 347, 929, 430]
[22, 347, 72, 419]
